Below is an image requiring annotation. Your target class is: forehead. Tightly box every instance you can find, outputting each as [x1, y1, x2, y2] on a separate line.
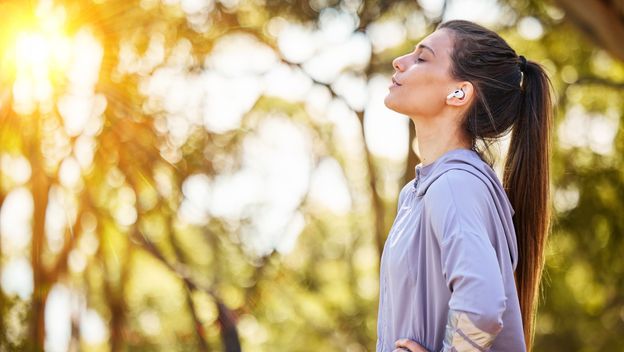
[419, 28, 454, 55]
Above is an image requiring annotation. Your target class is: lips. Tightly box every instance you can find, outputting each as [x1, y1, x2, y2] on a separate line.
[388, 77, 402, 89]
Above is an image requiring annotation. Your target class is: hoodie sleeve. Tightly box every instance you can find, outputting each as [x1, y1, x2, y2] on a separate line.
[424, 170, 507, 352]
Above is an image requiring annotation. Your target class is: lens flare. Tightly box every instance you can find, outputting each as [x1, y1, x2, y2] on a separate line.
[0, 1, 71, 114]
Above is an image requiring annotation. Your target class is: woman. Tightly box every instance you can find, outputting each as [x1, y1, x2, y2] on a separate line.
[378, 20, 553, 352]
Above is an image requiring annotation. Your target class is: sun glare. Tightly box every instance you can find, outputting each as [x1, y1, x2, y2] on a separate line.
[1, 1, 71, 115]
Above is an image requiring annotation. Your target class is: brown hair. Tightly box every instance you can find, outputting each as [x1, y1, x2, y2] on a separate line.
[437, 20, 553, 351]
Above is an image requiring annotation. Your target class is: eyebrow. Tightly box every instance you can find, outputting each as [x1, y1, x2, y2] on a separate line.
[415, 44, 436, 57]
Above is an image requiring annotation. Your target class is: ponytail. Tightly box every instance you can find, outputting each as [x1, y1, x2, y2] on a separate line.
[502, 59, 554, 351]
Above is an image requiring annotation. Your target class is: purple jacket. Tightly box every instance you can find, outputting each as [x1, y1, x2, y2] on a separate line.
[376, 148, 526, 352]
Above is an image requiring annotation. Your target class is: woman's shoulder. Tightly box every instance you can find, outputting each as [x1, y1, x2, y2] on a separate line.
[423, 169, 499, 241]
[424, 168, 492, 206]
[397, 178, 417, 205]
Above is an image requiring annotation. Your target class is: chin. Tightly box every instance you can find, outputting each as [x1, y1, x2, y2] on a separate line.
[384, 96, 407, 115]
[383, 95, 398, 110]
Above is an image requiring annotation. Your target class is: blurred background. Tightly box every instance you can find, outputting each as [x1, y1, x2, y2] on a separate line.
[0, 0, 622, 351]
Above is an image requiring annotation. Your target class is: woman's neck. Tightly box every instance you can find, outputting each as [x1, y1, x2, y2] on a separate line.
[412, 115, 472, 167]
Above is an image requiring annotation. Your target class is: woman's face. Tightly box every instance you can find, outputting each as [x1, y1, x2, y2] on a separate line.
[384, 28, 459, 118]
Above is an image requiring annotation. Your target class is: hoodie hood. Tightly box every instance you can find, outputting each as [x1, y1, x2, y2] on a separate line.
[413, 148, 518, 269]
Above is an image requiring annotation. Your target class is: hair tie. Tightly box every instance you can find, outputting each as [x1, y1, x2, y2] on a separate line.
[518, 55, 527, 72]
[518, 55, 527, 89]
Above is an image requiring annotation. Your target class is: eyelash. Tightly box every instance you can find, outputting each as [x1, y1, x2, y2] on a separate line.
[416, 57, 425, 63]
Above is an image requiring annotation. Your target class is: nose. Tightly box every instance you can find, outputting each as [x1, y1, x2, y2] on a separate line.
[392, 57, 402, 71]
[392, 56, 404, 72]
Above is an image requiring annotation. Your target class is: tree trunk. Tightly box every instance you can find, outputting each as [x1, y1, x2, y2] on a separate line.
[30, 120, 50, 351]
[554, 0, 624, 61]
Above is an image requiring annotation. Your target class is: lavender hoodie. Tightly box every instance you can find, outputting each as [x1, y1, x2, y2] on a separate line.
[376, 148, 526, 352]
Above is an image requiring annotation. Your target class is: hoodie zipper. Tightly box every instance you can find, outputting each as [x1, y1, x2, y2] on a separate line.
[412, 166, 421, 193]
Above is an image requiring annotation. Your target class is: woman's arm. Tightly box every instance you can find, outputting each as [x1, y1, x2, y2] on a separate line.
[426, 170, 508, 351]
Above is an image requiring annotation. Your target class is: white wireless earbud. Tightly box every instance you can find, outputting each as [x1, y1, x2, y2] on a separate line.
[446, 89, 465, 100]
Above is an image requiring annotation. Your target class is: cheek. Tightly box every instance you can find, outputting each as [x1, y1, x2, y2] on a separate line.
[411, 68, 448, 94]
[409, 89, 444, 115]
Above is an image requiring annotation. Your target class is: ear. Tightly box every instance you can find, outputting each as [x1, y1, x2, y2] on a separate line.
[446, 81, 474, 107]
